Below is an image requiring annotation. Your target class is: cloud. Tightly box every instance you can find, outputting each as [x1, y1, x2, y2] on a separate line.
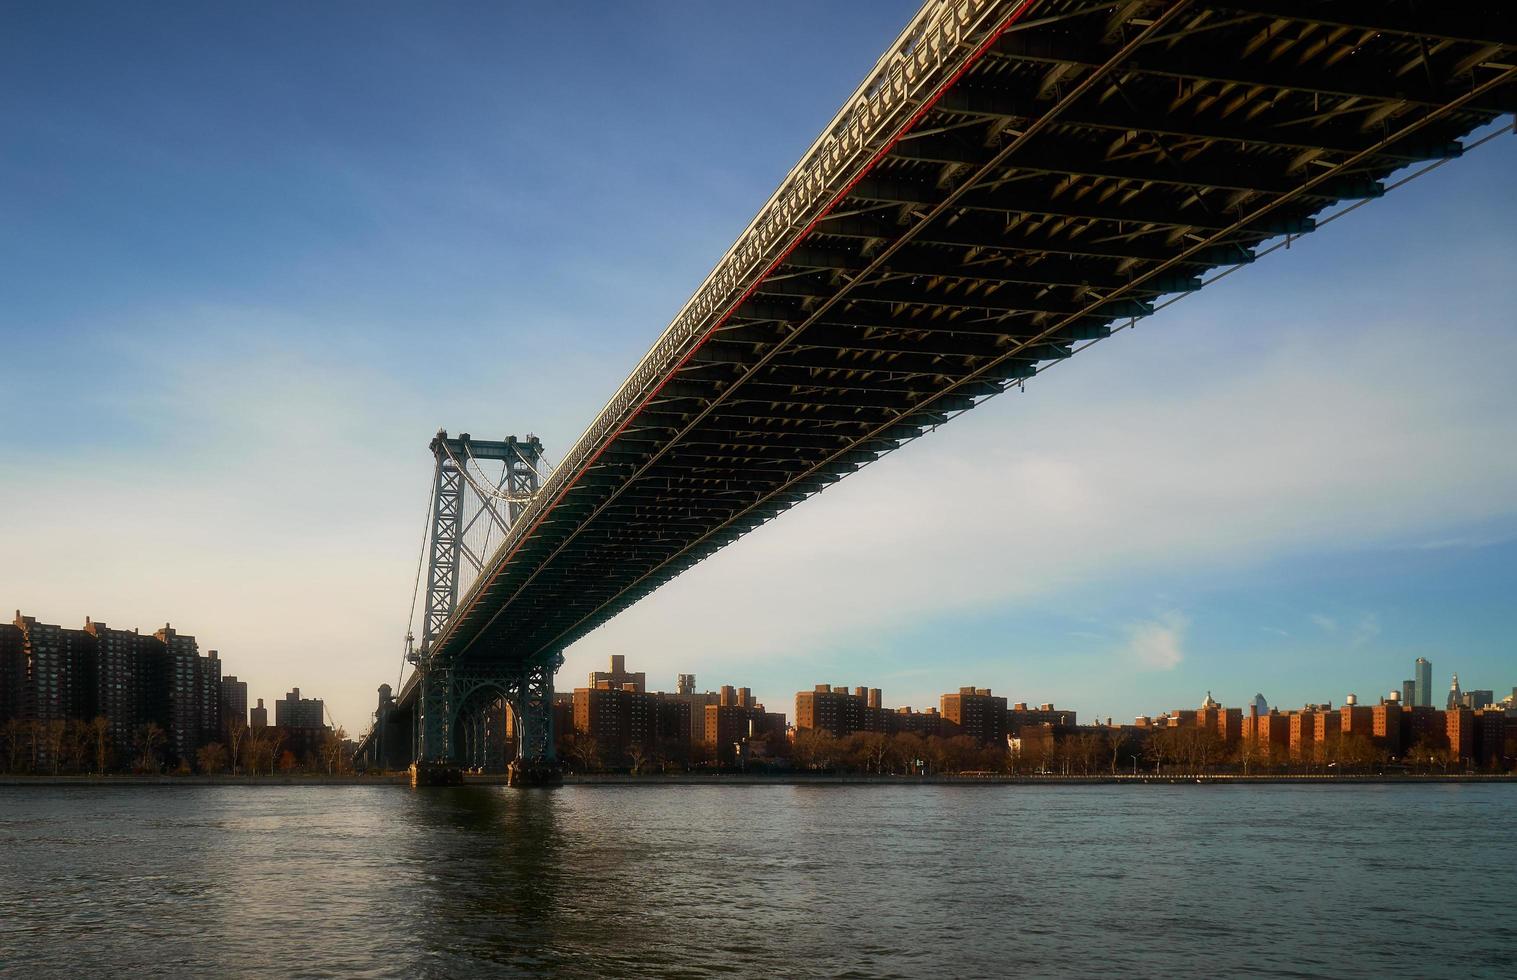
[1311, 614, 1338, 633]
[1124, 613, 1188, 671]
[1351, 613, 1382, 648]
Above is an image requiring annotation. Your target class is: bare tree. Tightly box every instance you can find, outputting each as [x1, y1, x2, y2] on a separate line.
[1108, 728, 1130, 775]
[226, 720, 248, 775]
[44, 720, 67, 775]
[62, 719, 91, 774]
[88, 716, 111, 774]
[2, 719, 25, 773]
[560, 734, 600, 773]
[266, 729, 287, 776]
[626, 741, 650, 775]
[320, 727, 348, 775]
[134, 723, 166, 773]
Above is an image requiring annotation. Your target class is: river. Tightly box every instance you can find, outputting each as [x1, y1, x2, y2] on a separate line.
[1, 783, 1512, 977]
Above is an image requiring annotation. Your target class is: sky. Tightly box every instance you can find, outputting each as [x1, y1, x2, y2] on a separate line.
[2, 2, 1514, 734]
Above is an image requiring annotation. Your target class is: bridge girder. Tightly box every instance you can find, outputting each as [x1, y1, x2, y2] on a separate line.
[399, 0, 1514, 687]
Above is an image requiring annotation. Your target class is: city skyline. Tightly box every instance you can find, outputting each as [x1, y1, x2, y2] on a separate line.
[3, 2, 1516, 734]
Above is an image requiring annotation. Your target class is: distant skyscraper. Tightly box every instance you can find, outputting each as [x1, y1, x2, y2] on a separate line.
[1446, 673, 1463, 710]
[1401, 679, 1416, 707]
[1414, 658, 1432, 708]
[220, 674, 249, 730]
[1252, 693, 1269, 716]
[250, 697, 268, 729]
[274, 688, 326, 729]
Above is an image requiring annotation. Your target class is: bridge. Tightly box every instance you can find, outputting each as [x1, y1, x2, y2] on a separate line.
[353, 0, 1517, 783]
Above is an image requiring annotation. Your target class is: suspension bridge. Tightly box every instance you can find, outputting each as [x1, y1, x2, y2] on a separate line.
[353, 0, 1517, 783]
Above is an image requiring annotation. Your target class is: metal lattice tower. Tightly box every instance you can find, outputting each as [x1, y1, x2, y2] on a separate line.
[420, 430, 543, 653]
[412, 429, 554, 781]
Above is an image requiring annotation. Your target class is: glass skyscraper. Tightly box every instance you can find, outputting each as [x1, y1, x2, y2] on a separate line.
[1414, 657, 1433, 708]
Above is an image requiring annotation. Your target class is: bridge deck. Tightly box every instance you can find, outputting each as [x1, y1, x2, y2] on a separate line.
[429, 0, 1516, 669]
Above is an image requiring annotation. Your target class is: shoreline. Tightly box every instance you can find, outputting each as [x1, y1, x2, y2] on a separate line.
[2, 772, 1514, 787]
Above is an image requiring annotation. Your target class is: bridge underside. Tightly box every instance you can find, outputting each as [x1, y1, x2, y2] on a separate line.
[365, 1, 1516, 770]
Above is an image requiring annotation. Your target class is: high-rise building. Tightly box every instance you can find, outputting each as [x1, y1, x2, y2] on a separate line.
[1372, 699, 1403, 756]
[1007, 702, 1078, 735]
[197, 651, 222, 749]
[704, 702, 784, 764]
[1401, 679, 1416, 708]
[1447, 673, 1463, 711]
[14, 613, 91, 729]
[659, 688, 720, 745]
[1414, 657, 1432, 708]
[1446, 706, 1476, 760]
[250, 698, 269, 729]
[83, 619, 159, 760]
[154, 623, 217, 766]
[0, 622, 23, 726]
[220, 674, 249, 731]
[941, 687, 1008, 744]
[1461, 690, 1494, 711]
[274, 688, 326, 729]
[795, 684, 864, 738]
[572, 685, 657, 759]
[589, 655, 645, 693]
[676, 674, 695, 695]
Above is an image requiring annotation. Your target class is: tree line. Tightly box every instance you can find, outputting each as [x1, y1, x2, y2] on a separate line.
[550, 726, 1509, 776]
[0, 717, 351, 776]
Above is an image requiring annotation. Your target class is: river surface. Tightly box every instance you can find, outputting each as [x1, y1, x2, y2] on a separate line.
[1, 783, 1513, 977]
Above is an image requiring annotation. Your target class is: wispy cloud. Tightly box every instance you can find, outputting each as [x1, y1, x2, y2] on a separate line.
[1311, 614, 1339, 633]
[1351, 613, 1382, 648]
[1124, 613, 1188, 671]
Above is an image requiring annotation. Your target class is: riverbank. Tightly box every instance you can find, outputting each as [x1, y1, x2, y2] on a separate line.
[0, 774, 412, 786]
[4, 772, 1514, 787]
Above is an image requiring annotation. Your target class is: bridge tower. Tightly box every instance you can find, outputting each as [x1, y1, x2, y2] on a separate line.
[410, 429, 560, 785]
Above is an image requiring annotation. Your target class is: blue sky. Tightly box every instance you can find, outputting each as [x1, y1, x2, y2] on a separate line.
[3, 2, 1514, 732]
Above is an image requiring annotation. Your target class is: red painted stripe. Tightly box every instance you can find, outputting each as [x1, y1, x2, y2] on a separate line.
[459, 1, 1041, 640]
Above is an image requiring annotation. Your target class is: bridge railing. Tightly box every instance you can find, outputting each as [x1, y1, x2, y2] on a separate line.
[436, 0, 1021, 652]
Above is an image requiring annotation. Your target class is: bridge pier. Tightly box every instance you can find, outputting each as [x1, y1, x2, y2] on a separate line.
[409, 761, 464, 786]
[409, 651, 562, 785]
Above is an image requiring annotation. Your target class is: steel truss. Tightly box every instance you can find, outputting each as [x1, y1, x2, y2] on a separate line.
[411, 430, 560, 775]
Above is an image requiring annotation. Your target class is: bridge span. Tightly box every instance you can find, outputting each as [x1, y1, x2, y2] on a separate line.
[356, 0, 1517, 782]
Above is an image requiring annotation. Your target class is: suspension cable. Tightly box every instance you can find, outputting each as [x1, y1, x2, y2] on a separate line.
[396, 477, 433, 693]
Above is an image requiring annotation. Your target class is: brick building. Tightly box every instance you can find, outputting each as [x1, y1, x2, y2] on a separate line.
[1006, 702, 1078, 735]
[82, 619, 159, 760]
[704, 694, 785, 764]
[1446, 706, 1476, 761]
[573, 685, 657, 759]
[1243, 708, 1290, 757]
[941, 687, 1008, 744]
[1372, 698, 1403, 756]
[894, 706, 945, 738]
[795, 684, 865, 738]
[589, 654, 645, 693]
[3, 613, 224, 769]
